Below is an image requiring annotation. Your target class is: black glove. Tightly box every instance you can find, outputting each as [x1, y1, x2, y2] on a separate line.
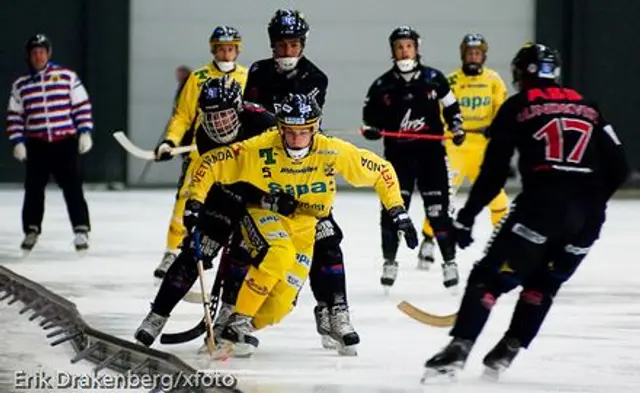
[261, 191, 298, 216]
[361, 125, 382, 141]
[450, 116, 466, 146]
[154, 139, 176, 161]
[183, 199, 203, 234]
[481, 127, 490, 138]
[453, 208, 475, 249]
[388, 206, 419, 249]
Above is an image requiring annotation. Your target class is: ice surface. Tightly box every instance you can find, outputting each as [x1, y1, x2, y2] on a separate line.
[1, 189, 639, 392]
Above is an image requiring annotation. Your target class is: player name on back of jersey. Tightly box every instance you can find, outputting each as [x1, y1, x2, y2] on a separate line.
[516, 88, 599, 123]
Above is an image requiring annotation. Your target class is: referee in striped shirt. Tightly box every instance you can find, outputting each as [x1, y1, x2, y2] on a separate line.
[5, 34, 93, 253]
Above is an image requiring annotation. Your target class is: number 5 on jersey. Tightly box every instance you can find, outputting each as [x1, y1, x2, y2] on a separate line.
[534, 117, 593, 163]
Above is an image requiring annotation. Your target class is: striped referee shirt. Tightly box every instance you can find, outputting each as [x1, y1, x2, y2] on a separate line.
[6, 62, 93, 144]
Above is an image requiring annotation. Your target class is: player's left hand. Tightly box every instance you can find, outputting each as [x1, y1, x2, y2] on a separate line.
[452, 129, 466, 146]
[388, 206, 419, 249]
[261, 191, 298, 216]
[453, 209, 475, 249]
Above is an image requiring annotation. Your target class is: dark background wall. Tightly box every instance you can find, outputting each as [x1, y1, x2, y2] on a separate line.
[0, 0, 129, 184]
[537, 0, 640, 184]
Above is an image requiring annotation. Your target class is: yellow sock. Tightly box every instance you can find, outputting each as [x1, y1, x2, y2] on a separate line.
[490, 207, 508, 227]
[422, 219, 435, 238]
[234, 266, 279, 317]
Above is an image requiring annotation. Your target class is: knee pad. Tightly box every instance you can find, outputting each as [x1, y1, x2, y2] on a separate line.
[467, 260, 521, 298]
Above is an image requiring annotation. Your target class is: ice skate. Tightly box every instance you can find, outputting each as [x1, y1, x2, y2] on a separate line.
[417, 236, 435, 270]
[218, 313, 259, 358]
[153, 251, 177, 279]
[314, 303, 338, 349]
[134, 310, 168, 347]
[197, 302, 234, 354]
[73, 231, 89, 252]
[328, 304, 360, 356]
[442, 260, 459, 291]
[482, 336, 521, 380]
[422, 338, 473, 382]
[380, 259, 399, 291]
[20, 231, 39, 256]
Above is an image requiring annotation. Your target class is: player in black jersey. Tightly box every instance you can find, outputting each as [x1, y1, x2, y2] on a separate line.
[423, 43, 629, 381]
[242, 9, 359, 354]
[134, 76, 297, 347]
[362, 26, 465, 290]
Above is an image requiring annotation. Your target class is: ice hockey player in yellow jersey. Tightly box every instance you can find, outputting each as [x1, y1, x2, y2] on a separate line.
[153, 26, 249, 278]
[419, 34, 509, 269]
[189, 94, 418, 357]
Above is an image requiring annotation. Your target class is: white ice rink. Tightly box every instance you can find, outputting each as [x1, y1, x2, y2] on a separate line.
[1, 188, 639, 393]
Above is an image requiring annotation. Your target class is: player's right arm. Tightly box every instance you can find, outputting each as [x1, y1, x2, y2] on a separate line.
[165, 73, 200, 147]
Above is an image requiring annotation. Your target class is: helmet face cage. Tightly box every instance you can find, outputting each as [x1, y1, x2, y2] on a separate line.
[268, 9, 309, 48]
[198, 76, 243, 143]
[201, 108, 240, 144]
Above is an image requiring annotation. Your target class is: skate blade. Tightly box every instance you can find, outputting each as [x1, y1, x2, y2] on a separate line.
[321, 335, 339, 350]
[421, 364, 462, 383]
[445, 284, 460, 296]
[337, 345, 357, 356]
[481, 365, 504, 382]
[230, 342, 256, 358]
[20, 249, 31, 259]
[416, 260, 434, 271]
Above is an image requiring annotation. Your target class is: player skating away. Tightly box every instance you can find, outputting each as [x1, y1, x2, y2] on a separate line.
[419, 34, 510, 269]
[174, 94, 417, 358]
[361, 26, 465, 290]
[153, 26, 248, 278]
[134, 76, 296, 345]
[243, 9, 358, 352]
[423, 43, 629, 381]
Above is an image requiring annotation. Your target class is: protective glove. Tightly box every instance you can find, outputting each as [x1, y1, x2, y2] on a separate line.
[261, 191, 299, 216]
[154, 139, 175, 161]
[451, 116, 466, 146]
[13, 143, 26, 162]
[78, 132, 93, 154]
[388, 206, 419, 249]
[453, 208, 475, 249]
[361, 125, 382, 141]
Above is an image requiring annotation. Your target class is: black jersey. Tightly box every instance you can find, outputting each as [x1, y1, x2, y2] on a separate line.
[363, 64, 462, 150]
[195, 104, 277, 156]
[464, 85, 629, 217]
[243, 57, 328, 112]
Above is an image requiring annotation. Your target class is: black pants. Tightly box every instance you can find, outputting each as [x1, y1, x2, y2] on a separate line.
[451, 192, 605, 347]
[381, 142, 454, 261]
[22, 137, 90, 234]
[309, 213, 347, 307]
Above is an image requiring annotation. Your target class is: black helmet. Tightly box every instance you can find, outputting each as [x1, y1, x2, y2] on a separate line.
[511, 43, 561, 88]
[198, 75, 243, 143]
[267, 9, 309, 48]
[209, 25, 242, 48]
[25, 34, 52, 55]
[388, 26, 421, 49]
[276, 93, 322, 128]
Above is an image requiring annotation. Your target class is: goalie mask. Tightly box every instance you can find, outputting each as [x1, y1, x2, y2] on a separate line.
[198, 76, 243, 144]
[276, 93, 321, 159]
